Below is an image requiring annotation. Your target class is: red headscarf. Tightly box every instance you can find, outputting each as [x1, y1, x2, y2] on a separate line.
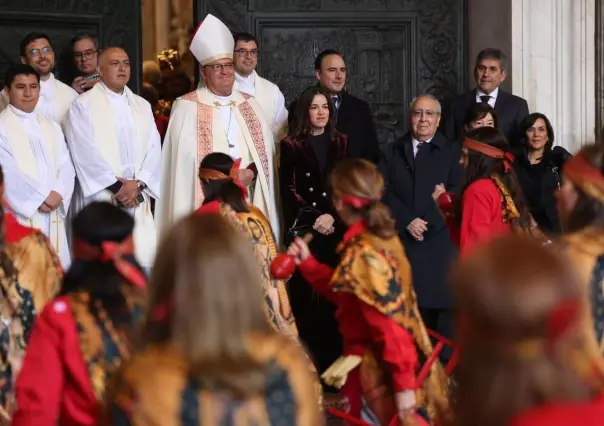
[198, 158, 248, 198]
[72, 235, 146, 290]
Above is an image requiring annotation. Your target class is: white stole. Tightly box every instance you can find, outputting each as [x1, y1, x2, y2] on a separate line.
[2, 108, 64, 251]
[86, 83, 157, 267]
[252, 71, 277, 127]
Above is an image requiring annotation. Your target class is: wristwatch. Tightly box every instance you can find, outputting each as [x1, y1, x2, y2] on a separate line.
[137, 180, 147, 192]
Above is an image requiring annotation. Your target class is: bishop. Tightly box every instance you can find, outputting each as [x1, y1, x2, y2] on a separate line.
[0, 64, 76, 268]
[156, 14, 280, 240]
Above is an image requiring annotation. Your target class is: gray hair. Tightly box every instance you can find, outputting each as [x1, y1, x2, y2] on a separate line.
[409, 94, 441, 114]
[475, 48, 507, 72]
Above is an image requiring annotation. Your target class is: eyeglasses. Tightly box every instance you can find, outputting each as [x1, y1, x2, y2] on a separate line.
[234, 49, 258, 58]
[411, 110, 440, 118]
[29, 46, 53, 57]
[74, 49, 98, 61]
[204, 63, 234, 72]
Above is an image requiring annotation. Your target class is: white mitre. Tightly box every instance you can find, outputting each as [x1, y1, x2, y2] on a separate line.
[189, 14, 234, 65]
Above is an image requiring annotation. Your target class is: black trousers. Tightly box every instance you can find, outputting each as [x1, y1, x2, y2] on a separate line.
[419, 307, 455, 366]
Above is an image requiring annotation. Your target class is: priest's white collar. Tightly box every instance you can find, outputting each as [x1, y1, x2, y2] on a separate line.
[213, 91, 236, 106]
[8, 104, 37, 120]
[39, 73, 55, 99]
[235, 71, 255, 86]
[101, 82, 126, 98]
[40, 72, 55, 86]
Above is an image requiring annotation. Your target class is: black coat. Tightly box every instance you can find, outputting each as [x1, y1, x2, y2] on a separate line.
[379, 132, 463, 309]
[289, 91, 379, 164]
[279, 132, 348, 374]
[514, 146, 572, 235]
[442, 89, 529, 148]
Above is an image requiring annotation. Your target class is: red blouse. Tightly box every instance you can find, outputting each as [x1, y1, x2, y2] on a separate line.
[298, 222, 418, 393]
[458, 178, 510, 255]
[509, 394, 604, 426]
[12, 297, 98, 426]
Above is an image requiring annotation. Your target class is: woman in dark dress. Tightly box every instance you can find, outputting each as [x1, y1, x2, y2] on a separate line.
[513, 113, 571, 235]
[280, 86, 347, 383]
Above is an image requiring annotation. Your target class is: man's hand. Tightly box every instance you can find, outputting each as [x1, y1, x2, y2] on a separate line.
[41, 190, 63, 211]
[314, 214, 335, 235]
[432, 183, 446, 201]
[71, 76, 98, 94]
[237, 168, 255, 186]
[407, 218, 428, 241]
[115, 178, 140, 204]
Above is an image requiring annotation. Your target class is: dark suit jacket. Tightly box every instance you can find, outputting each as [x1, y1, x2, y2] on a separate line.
[379, 132, 463, 309]
[288, 90, 379, 164]
[442, 89, 529, 148]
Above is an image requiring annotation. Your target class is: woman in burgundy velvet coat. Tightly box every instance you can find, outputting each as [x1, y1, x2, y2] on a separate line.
[279, 86, 347, 382]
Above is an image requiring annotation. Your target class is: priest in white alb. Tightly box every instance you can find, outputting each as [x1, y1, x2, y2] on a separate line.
[157, 14, 279, 239]
[233, 32, 288, 142]
[63, 47, 161, 270]
[0, 64, 75, 268]
[0, 32, 78, 123]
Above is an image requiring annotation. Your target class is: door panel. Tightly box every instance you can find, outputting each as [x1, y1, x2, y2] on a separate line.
[195, 0, 467, 143]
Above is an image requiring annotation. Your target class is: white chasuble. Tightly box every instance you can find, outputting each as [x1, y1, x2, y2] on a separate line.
[0, 74, 78, 123]
[63, 83, 161, 268]
[0, 106, 75, 268]
[157, 87, 280, 240]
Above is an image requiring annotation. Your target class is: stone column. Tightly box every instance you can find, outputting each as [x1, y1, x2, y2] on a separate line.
[511, 0, 596, 152]
[155, 0, 171, 53]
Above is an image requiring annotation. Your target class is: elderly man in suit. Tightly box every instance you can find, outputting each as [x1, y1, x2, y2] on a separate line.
[380, 94, 463, 360]
[288, 49, 380, 163]
[442, 48, 529, 147]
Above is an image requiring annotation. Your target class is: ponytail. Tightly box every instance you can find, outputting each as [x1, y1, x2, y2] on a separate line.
[362, 201, 396, 240]
[0, 204, 17, 279]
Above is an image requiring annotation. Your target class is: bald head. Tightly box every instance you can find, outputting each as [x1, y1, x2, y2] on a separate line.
[409, 94, 442, 141]
[97, 47, 131, 93]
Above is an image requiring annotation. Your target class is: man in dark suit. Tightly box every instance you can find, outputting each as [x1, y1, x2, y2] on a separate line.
[380, 95, 463, 362]
[442, 48, 529, 148]
[288, 49, 380, 163]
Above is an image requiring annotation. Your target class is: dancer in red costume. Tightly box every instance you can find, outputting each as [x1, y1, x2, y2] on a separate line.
[433, 126, 534, 255]
[0, 165, 62, 424]
[287, 158, 449, 425]
[12, 202, 146, 426]
[447, 236, 604, 426]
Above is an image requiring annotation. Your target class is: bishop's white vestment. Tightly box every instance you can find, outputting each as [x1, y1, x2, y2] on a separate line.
[156, 86, 280, 239]
[0, 105, 75, 268]
[63, 82, 161, 268]
[0, 73, 78, 123]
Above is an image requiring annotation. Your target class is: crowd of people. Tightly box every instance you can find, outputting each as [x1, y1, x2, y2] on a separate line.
[0, 10, 601, 426]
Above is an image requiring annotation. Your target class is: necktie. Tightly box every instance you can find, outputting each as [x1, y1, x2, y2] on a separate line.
[415, 142, 424, 159]
[480, 95, 491, 104]
[332, 95, 339, 117]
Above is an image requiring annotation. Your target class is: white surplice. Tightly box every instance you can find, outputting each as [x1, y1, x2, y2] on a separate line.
[156, 86, 280, 240]
[0, 73, 78, 123]
[0, 105, 75, 268]
[63, 82, 161, 268]
[234, 71, 288, 142]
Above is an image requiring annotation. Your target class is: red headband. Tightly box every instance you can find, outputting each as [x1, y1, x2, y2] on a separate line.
[338, 191, 382, 209]
[463, 137, 515, 172]
[73, 235, 146, 290]
[563, 154, 604, 204]
[198, 158, 248, 198]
